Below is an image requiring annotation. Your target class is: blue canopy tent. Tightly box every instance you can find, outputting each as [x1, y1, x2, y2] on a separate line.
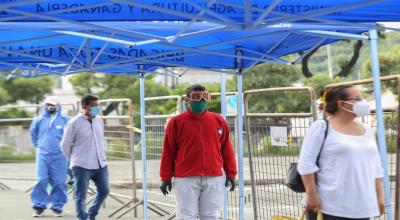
[0, 0, 399, 23]
[0, 22, 370, 78]
[0, 1, 399, 219]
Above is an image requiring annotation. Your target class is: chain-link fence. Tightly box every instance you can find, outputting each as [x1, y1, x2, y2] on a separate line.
[327, 75, 400, 220]
[244, 87, 317, 220]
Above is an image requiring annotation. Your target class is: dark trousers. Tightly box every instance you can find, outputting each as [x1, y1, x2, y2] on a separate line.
[73, 166, 110, 220]
[307, 212, 369, 220]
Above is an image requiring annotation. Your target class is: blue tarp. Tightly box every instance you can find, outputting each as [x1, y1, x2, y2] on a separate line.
[0, 22, 366, 74]
[0, 0, 399, 23]
[0, 0, 397, 77]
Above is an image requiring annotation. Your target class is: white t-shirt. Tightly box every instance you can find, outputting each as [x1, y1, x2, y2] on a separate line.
[297, 120, 384, 218]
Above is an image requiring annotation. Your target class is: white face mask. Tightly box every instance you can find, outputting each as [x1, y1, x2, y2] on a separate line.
[343, 99, 370, 117]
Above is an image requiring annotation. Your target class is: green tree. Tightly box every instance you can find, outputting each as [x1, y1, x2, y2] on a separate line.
[0, 77, 54, 104]
[361, 45, 400, 95]
[301, 40, 363, 78]
[68, 73, 100, 96]
[362, 45, 400, 78]
[69, 73, 174, 125]
[303, 73, 343, 96]
[228, 63, 307, 113]
[0, 108, 33, 118]
[0, 86, 10, 105]
[126, 76, 172, 114]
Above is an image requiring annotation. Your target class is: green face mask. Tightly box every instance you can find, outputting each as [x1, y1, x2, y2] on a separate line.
[189, 101, 208, 114]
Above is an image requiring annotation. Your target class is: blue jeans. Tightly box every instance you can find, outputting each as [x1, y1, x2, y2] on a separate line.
[73, 166, 109, 220]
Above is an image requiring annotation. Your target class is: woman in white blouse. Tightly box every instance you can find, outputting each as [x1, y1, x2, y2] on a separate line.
[297, 85, 385, 220]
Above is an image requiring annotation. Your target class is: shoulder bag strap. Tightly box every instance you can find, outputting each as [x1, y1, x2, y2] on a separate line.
[316, 118, 329, 166]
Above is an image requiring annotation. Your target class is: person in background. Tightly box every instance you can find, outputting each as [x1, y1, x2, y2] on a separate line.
[316, 99, 324, 120]
[30, 96, 70, 217]
[316, 89, 327, 120]
[61, 94, 109, 220]
[298, 85, 385, 220]
[159, 84, 237, 220]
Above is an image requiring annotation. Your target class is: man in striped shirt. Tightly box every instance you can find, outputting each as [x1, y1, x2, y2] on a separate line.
[61, 94, 109, 220]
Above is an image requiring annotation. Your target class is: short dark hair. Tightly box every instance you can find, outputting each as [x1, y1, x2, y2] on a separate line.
[81, 94, 98, 108]
[325, 85, 354, 114]
[186, 84, 206, 97]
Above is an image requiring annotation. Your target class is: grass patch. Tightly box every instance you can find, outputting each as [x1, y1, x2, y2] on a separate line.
[0, 145, 35, 162]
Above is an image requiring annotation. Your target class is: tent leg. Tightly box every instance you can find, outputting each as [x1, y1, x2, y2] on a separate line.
[237, 69, 245, 220]
[234, 47, 245, 220]
[220, 72, 228, 220]
[369, 29, 393, 220]
[139, 73, 148, 220]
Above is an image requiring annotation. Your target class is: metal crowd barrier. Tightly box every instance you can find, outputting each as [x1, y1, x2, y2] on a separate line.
[327, 75, 400, 220]
[209, 92, 242, 220]
[97, 98, 143, 219]
[144, 95, 181, 219]
[244, 87, 317, 220]
[0, 103, 76, 192]
[0, 104, 76, 159]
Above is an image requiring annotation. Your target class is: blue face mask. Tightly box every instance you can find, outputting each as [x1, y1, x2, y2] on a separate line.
[90, 106, 100, 117]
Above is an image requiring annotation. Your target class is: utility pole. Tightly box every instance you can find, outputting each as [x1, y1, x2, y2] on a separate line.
[326, 44, 333, 78]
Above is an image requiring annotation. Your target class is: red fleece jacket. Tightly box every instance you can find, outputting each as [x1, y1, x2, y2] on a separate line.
[160, 109, 237, 181]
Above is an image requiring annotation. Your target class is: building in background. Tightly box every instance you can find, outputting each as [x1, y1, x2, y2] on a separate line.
[154, 68, 233, 88]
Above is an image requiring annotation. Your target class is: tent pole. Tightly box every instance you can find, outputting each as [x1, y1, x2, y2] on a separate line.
[220, 72, 228, 220]
[221, 73, 227, 118]
[139, 71, 148, 220]
[85, 38, 91, 68]
[235, 48, 245, 220]
[369, 29, 393, 220]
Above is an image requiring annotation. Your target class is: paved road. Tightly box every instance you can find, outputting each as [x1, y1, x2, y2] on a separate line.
[0, 162, 166, 220]
[0, 188, 169, 220]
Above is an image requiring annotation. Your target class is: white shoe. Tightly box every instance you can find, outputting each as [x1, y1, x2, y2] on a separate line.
[32, 209, 44, 217]
[52, 210, 63, 217]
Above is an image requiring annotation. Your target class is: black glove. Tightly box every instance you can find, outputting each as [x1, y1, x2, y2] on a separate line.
[160, 181, 172, 196]
[225, 177, 235, 191]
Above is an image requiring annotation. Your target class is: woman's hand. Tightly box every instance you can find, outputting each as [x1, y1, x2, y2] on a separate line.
[375, 179, 385, 216]
[301, 174, 320, 212]
[305, 192, 321, 212]
[377, 196, 385, 215]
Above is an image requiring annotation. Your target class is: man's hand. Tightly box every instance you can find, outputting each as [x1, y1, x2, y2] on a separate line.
[160, 181, 172, 196]
[225, 177, 235, 191]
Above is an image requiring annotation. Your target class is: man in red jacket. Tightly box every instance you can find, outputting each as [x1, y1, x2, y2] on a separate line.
[159, 84, 237, 219]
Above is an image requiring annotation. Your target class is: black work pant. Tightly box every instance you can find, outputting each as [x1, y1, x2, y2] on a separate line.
[306, 212, 369, 220]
